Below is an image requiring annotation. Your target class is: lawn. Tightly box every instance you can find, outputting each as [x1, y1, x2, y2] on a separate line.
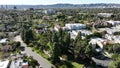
[72, 62, 84, 68]
[0, 52, 4, 59]
[59, 61, 84, 68]
[31, 47, 84, 68]
[31, 47, 49, 60]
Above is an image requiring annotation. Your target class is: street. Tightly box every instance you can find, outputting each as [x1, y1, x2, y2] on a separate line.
[92, 57, 112, 67]
[14, 35, 52, 68]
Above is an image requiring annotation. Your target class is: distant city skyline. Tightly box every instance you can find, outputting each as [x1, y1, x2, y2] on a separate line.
[0, 0, 120, 5]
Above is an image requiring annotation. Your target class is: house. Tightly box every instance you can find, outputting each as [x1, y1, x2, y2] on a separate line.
[69, 30, 79, 39]
[65, 23, 86, 30]
[105, 34, 120, 44]
[113, 36, 120, 44]
[10, 58, 28, 68]
[106, 20, 120, 26]
[98, 13, 113, 17]
[42, 16, 50, 20]
[38, 24, 49, 28]
[35, 24, 49, 33]
[0, 60, 10, 68]
[1, 45, 15, 52]
[54, 24, 61, 31]
[0, 38, 8, 44]
[89, 38, 107, 52]
[69, 30, 92, 39]
[22, 62, 28, 68]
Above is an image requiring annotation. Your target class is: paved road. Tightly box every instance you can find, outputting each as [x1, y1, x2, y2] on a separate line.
[14, 35, 52, 68]
[92, 57, 112, 67]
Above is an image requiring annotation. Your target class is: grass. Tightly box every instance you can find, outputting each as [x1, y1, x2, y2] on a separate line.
[31, 47, 84, 68]
[31, 47, 49, 60]
[72, 62, 84, 68]
[58, 61, 84, 68]
[0, 52, 4, 59]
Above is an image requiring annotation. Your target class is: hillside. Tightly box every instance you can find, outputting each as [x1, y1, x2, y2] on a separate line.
[0, 3, 120, 9]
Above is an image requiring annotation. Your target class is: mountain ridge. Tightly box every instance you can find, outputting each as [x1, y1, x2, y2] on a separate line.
[0, 3, 120, 9]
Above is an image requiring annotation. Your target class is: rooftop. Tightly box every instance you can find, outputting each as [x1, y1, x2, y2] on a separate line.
[0, 60, 9, 68]
[0, 38, 8, 43]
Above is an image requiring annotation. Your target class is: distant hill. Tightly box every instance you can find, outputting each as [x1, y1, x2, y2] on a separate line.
[0, 3, 120, 9]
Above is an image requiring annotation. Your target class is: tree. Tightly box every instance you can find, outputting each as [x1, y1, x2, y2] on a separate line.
[15, 41, 21, 48]
[24, 29, 34, 44]
[105, 43, 120, 53]
[74, 32, 82, 43]
[86, 32, 102, 39]
[109, 54, 120, 68]
[84, 44, 93, 60]
[21, 26, 34, 44]
[24, 56, 39, 67]
[73, 32, 93, 63]
[73, 32, 83, 59]
[52, 32, 58, 43]
[21, 22, 33, 44]
[52, 42, 61, 64]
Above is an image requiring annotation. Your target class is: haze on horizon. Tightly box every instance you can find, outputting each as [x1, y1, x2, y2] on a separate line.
[0, 0, 120, 5]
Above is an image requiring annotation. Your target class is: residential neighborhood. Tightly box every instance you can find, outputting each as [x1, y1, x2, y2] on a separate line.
[0, 1, 120, 68]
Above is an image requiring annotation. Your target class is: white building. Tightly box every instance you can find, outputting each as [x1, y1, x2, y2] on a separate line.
[106, 20, 120, 26]
[0, 38, 8, 43]
[10, 58, 28, 68]
[89, 38, 107, 52]
[70, 30, 92, 39]
[69, 30, 79, 39]
[98, 13, 113, 17]
[65, 23, 86, 30]
[44, 9, 56, 14]
[113, 36, 120, 44]
[105, 34, 120, 44]
[0, 60, 10, 68]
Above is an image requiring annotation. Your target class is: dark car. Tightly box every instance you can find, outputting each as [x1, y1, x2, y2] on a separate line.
[20, 46, 25, 51]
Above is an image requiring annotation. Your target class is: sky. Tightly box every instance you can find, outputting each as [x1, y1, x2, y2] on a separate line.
[0, 0, 120, 5]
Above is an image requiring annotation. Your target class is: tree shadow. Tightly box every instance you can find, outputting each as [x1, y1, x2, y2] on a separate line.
[57, 61, 74, 68]
[64, 61, 74, 68]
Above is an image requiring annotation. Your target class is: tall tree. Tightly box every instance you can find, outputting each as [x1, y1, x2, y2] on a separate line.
[52, 42, 61, 64]
[74, 32, 82, 43]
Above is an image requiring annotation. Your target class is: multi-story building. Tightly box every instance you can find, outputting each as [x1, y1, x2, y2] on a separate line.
[65, 23, 86, 30]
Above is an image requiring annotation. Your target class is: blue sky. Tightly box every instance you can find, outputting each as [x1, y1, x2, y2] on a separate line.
[0, 0, 120, 5]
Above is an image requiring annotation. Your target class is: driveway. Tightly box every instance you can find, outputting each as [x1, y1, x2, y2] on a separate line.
[14, 35, 52, 68]
[92, 57, 112, 67]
